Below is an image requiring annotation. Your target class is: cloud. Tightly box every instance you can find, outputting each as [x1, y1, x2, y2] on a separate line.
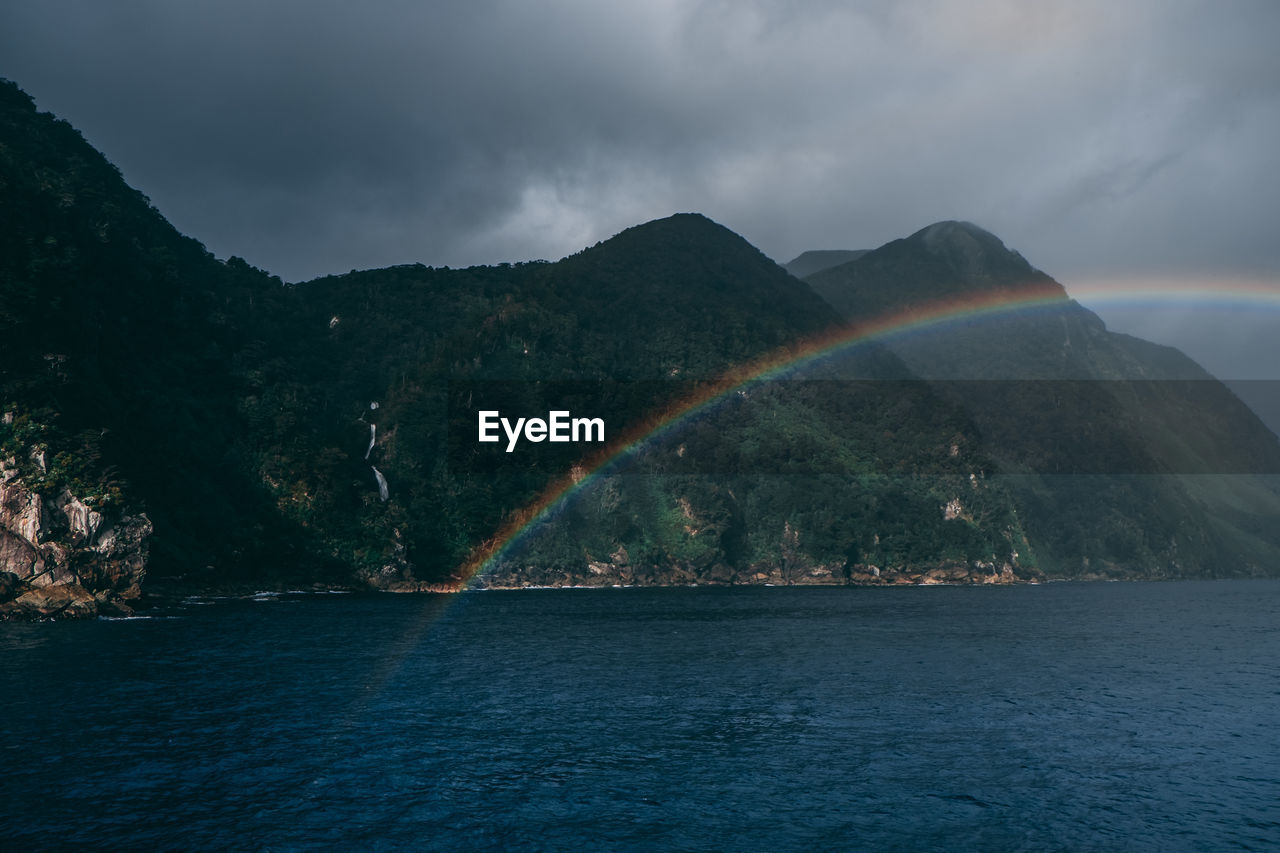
[1, 0, 1277, 301]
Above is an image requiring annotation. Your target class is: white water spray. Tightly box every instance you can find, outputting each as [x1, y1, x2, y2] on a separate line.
[364, 423, 376, 460]
[372, 466, 389, 502]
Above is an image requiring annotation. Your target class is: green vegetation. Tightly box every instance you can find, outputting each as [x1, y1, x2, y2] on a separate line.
[804, 220, 1280, 577]
[4, 77, 1278, 591]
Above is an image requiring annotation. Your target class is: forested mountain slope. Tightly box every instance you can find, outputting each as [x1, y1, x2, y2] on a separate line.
[804, 221, 1280, 576]
[3, 77, 1277, 617]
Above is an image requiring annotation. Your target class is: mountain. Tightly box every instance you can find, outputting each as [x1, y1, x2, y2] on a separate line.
[806, 220, 1194, 379]
[0, 79, 1041, 609]
[253, 213, 1033, 589]
[801, 220, 1280, 577]
[3, 78, 1278, 617]
[0, 79, 337, 617]
[243, 213, 845, 585]
[783, 249, 868, 279]
[808, 221, 1045, 314]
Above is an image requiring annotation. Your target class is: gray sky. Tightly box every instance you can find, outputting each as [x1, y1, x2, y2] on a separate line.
[3, 0, 1279, 380]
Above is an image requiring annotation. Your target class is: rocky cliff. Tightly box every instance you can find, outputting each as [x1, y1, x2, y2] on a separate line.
[0, 460, 151, 620]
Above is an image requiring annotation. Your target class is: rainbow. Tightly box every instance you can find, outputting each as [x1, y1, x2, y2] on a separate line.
[454, 272, 1280, 587]
[1068, 274, 1280, 311]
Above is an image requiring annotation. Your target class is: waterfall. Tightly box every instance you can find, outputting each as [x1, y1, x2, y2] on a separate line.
[372, 466, 389, 502]
[364, 423, 376, 460]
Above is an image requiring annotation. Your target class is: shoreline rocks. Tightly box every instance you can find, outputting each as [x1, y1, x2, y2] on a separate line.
[0, 477, 151, 621]
[472, 554, 1036, 590]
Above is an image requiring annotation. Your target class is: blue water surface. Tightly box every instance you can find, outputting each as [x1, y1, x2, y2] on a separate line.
[3, 581, 1279, 851]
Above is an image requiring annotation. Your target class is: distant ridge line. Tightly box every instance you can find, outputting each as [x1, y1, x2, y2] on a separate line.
[783, 249, 869, 279]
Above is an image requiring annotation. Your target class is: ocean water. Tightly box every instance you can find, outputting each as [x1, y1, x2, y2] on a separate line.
[3, 582, 1280, 851]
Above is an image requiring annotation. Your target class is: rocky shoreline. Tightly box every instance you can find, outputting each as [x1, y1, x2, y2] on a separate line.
[0, 459, 1133, 621]
[469, 547, 1035, 590]
[3, 562, 1223, 621]
[0, 471, 151, 621]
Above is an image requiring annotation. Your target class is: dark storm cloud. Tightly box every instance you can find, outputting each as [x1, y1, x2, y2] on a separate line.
[2, 1, 1278, 378]
[3, 0, 800, 277]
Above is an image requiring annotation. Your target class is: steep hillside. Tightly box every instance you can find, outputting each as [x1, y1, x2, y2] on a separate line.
[0, 79, 328, 613]
[803, 221, 1280, 577]
[0, 78, 1037, 603]
[4, 75, 1275, 614]
[260, 214, 1030, 587]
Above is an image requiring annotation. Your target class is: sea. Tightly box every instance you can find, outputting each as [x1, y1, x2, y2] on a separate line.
[3, 581, 1279, 851]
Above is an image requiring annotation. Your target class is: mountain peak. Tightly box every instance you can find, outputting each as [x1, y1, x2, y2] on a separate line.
[915, 219, 996, 241]
[906, 220, 1036, 282]
[803, 219, 1065, 327]
[568, 212, 794, 288]
[551, 212, 839, 343]
[595, 212, 748, 252]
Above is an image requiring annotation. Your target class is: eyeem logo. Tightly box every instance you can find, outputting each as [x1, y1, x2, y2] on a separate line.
[478, 410, 605, 452]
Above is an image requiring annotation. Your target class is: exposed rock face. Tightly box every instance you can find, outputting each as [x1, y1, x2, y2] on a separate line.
[0, 476, 151, 620]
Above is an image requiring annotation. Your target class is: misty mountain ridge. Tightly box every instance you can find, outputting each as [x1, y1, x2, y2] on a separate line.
[795, 217, 1280, 578]
[804, 219, 1065, 324]
[782, 249, 869, 279]
[3, 77, 1280, 618]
